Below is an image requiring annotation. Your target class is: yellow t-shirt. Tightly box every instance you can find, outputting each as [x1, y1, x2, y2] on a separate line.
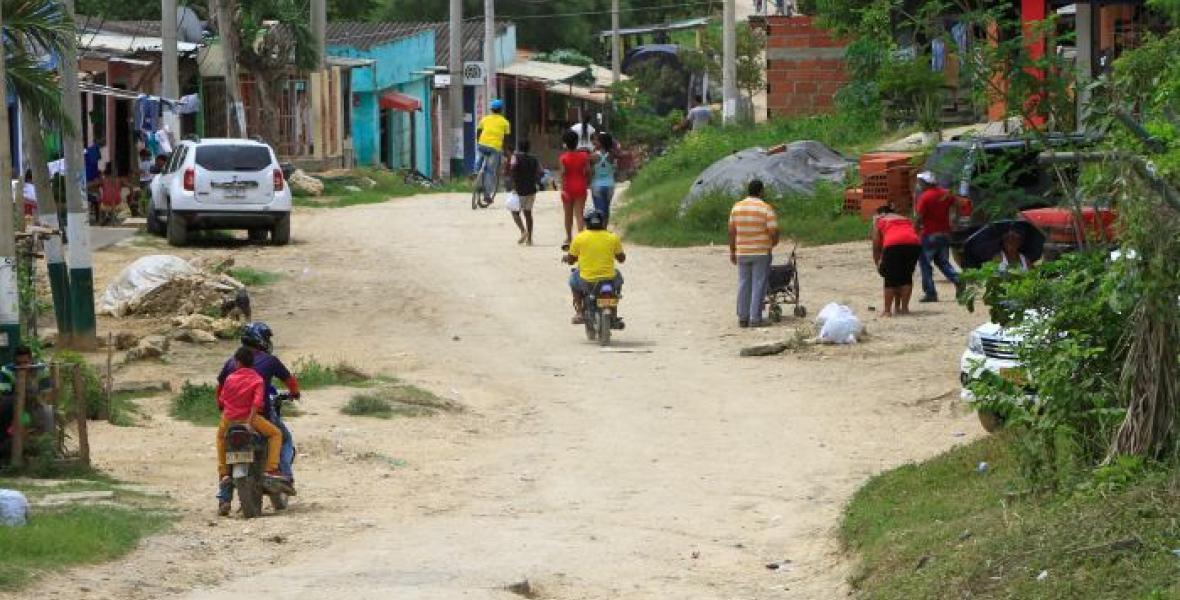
[569, 230, 623, 282]
[477, 114, 511, 151]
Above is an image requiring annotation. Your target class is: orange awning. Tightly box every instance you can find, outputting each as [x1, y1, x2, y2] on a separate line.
[379, 91, 421, 112]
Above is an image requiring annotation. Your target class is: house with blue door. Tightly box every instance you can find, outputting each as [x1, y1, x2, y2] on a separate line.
[327, 23, 437, 178]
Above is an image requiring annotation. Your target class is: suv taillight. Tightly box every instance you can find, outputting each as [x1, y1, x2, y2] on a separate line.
[273, 168, 285, 191]
[182, 168, 195, 192]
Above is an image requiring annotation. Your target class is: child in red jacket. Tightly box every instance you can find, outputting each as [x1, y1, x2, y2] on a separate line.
[216, 347, 285, 484]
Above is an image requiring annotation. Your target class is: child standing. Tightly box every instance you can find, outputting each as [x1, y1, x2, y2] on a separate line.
[216, 347, 286, 487]
[508, 140, 543, 245]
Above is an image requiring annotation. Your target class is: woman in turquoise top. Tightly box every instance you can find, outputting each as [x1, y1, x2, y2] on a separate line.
[590, 133, 618, 225]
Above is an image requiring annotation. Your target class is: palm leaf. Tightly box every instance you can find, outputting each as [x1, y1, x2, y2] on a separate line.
[3, 0, 76, 131]
[5, 49, 73, 133]
[2, 0, 74, 55]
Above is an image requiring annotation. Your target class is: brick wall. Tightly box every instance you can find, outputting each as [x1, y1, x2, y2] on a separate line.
[764, 16, 848, 117]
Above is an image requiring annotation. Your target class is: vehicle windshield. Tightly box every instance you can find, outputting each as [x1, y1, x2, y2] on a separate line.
[195, 146, 272, 172]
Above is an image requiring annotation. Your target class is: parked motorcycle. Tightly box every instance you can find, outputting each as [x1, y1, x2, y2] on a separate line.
[581, 281, 624, 346]
[223, 393, 294, 518]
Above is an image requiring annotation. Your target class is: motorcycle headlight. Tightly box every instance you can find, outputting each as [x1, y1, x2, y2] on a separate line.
[967, 331, 984, 354]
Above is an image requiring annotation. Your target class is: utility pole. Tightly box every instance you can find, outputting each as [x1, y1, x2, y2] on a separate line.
[611, 0, 621, 84]
[312, 0, 326, 69]
[722, 0, 738, 124]
[449, 0, 465, 178]
[212, 0, 247, 136]
[20, 109, 70, 337]
[162, 0, 181, 140]
[484, 0, 496, 103]
[0, 0, 19, 362]
[61, 0, 97, 349]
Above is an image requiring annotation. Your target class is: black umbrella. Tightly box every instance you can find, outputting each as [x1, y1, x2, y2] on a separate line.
[962, 219, 1046, 269]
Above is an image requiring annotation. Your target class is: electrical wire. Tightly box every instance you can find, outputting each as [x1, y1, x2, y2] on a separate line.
[463, 0, 718, 21]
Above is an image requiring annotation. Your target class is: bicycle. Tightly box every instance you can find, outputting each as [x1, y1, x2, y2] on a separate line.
[470, 150, 501, 210]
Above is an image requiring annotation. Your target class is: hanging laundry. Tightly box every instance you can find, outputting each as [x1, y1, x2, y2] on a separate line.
[931, 38, 946, 72]
[952, 23, 968, 52]
[154, 130, 172, 155]
[176, 94, 201, 115]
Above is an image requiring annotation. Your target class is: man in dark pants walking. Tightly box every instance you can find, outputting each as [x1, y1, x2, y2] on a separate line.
[914, 171, 961, 302]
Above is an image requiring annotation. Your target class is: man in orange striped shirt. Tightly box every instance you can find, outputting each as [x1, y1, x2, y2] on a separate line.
[728, 180, 780, 327]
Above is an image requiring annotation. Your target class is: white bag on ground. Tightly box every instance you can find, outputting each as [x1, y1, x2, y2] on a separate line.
[0, 489, 29, 527]
[815, 302, 863, 344]
[97, 255, 198, 317]
[505, 191, 521, 212]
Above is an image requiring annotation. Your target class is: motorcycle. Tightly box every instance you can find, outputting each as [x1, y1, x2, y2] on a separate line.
[581, 281, 624, 346]
[223, 392, 295, 518]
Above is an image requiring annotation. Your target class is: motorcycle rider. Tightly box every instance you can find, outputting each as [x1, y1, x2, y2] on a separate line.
[215, 322, 301, 516]
[564, 209, 626, 325]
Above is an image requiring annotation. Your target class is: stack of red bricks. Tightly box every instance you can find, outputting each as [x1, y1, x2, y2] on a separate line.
[765, 16, 848, 117]
[842, 152, 917, 219]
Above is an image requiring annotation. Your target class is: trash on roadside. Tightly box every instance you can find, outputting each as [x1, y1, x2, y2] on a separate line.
[1036, 570, 1049, 581]
[976, 462, 989, 473]
[815, 303, 863, 344]
[98, 255, 245, 318]
[0, 489, 29, 527]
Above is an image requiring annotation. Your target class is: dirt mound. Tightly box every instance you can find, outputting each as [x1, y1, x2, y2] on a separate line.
[131, 276, 237, 317]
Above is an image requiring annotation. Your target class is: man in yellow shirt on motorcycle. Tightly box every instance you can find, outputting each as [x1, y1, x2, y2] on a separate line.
[564, 210, 626, 324]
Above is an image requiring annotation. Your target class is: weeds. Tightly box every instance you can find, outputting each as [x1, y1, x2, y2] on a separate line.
[293, 357, 377, 390]
[227, 266, 282, 287]
[341, 384, 459, 420]
[108, 390, 155, 427]
[293, 168, 466, 209]
[168, 382, 219, 427]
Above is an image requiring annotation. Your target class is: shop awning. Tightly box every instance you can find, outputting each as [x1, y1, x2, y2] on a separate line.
[380, 91, 421, 112]
[498, 60, 587, 84]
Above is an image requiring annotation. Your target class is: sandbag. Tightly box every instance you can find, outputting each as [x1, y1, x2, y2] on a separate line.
[97, 255, 198, 317]
[0, 489, 29, 527]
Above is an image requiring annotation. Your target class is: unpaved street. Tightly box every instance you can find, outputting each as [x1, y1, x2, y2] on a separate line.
[8, 191, 981, 599]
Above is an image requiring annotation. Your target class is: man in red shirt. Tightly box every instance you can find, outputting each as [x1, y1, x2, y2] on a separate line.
[914, 171, 961, 302]
[216, 347, 285, 489]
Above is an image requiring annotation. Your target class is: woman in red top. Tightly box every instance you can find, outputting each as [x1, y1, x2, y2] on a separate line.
[871, 205, 922, 317]
[559, 130, 592, 249]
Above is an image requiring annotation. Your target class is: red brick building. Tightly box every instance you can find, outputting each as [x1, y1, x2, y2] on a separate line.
[763, 16, 848, 118]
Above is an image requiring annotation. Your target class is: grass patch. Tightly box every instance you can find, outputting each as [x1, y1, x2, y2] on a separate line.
[227, 266, 282, 287]
[294, 168, 467, 209]
[108, 390, 154, 427]
[0, 506, 170, 590]
[341, 384, 460, 420]
[621, 114, 887, 248]
[293, 357, 380, 390]
[841, 434, 1180, 599]
[168, 382, 219, 427]
[622, 181, 869, 247]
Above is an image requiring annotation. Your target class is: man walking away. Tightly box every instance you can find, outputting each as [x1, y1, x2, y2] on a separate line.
[508, 140, 543, 245]
[729, 180, 780, 328]
[914, 171, 961, 302]
[679, 95, 712, 132]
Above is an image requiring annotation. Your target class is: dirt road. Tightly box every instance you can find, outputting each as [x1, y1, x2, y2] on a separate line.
[10, 191, 981, 599]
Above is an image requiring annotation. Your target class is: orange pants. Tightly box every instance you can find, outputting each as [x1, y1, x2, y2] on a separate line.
[216, 414, 281, 477]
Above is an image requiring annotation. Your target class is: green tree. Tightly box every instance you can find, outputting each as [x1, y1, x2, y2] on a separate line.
[235, 0, 318, 145]
[3, 0, 76, 131]
[685, 22, 766, 102]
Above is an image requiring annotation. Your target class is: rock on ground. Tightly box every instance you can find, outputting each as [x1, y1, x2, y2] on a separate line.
[289, 170, 325, 196]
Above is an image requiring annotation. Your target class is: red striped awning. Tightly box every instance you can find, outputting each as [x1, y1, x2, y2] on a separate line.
[379, 91, 421, 112]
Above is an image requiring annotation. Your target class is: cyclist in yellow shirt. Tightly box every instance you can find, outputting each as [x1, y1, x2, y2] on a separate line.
[474, 100, 511, 196]
[563, 210, 626, 324]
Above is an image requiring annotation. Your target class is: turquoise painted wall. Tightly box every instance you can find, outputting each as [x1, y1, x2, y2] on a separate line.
[330, 29, 436, 175]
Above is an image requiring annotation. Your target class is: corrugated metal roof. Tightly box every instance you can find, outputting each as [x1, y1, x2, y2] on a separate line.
[326, 56, 376, 68]
[435, 22, 510, 65]
[325, 22, 435, 50]
[78, 31, 199, 54]
[547, 83, 610, 104]
[594, 16, 710, 39]
[498, 60, 587, 83]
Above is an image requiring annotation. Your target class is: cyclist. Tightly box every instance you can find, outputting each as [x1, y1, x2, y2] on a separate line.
[474, 99, 511, 204]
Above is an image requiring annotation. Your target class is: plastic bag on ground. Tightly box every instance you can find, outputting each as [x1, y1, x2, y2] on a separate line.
[505, 192, 521, 212]
[0, 489, 29, 527]
[815, 302, 863, 344]
[97, 255, 198, 317]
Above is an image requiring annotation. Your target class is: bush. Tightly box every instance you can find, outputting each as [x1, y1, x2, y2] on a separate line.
[341, 384, 458, 420]
[169, 382, 219, 427]
[52, 351, 104, 420]
[292, 357, 374, 390]
[227, 267, 282, 287]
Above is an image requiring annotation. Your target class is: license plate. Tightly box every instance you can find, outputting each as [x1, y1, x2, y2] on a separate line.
[1000, 368, 1026, 386]
[225, 451, 253, 464]
[597, 298, 619, 308]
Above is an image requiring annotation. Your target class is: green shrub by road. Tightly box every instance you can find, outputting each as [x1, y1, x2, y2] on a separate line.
[841, 434, 1180, 599]
[620, 115, 887, 247]
[294, 168, 466, 209]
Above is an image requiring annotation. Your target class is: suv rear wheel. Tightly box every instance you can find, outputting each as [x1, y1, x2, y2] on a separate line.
[167, 209, 188, 246]
[248, 228, 269, 243]
[271, 214, 291, 246]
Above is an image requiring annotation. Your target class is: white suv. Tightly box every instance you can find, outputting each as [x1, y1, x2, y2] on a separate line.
[148, 138, 292, 246]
